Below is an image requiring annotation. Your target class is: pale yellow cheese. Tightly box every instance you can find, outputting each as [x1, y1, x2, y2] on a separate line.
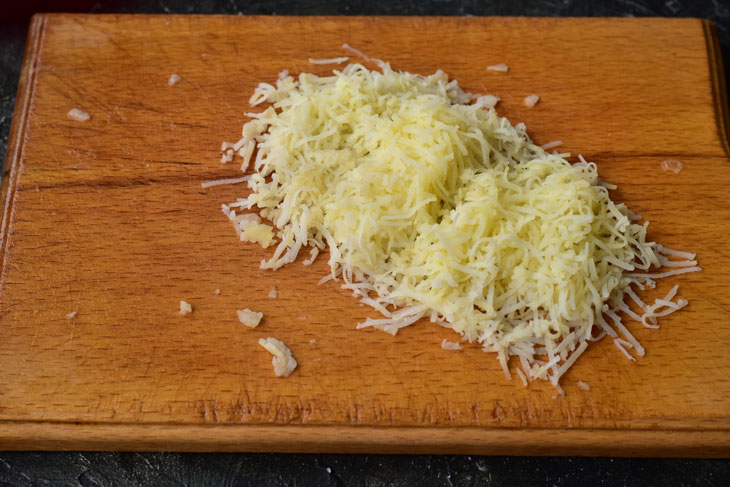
[240, 223, 275, 248]
[226, 61, 699, 388]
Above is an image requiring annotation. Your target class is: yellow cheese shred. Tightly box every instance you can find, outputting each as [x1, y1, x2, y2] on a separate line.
[221, 61, 700, 391]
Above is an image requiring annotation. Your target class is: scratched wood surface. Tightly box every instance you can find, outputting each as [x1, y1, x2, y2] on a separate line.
[1, 14, 729, 455]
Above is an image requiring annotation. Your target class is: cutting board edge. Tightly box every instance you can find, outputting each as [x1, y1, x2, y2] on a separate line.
[0, 14, 47, 272]
[703, 19, 730, 159]
[1, 422, 730, 457]
[2, 13, 730, 455]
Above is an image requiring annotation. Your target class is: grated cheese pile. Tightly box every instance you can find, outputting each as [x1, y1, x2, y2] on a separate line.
[219, 60, 700, 392]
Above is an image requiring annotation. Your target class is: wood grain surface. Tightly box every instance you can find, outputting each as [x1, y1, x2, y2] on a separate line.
[1, 14, 729, 455]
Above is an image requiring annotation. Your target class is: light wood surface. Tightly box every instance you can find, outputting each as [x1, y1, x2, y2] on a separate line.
[1, 14, 729, 455]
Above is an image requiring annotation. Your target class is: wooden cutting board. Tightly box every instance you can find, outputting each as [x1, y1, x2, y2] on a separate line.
[1, 14, 729, 456]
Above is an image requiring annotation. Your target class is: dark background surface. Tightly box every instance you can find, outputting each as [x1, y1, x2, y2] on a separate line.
[1, 1, 730, 485]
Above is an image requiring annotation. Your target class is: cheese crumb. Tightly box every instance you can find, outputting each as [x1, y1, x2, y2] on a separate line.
[66, 311, 77, 319]
[486, 63, 509, 72]
[475, 94, 500, 109]
[661, 159, 684, 174]
[236, 215, 275, 248]
[179, 300, 192, 315]
[524, 94, 540, 107]
[237, 308, 263, 328]
[67, 108, 90, 121]
[268, 287, 278, 298]
[258, 337, 298, 377]
[441, 339, 462, 350]
[213, 289, 221, 295]
[168, 73, 181, 86]
[577, 381, 591, 391]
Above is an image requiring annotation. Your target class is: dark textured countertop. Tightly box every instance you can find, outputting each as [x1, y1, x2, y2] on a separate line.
[2, 1, 730, 485]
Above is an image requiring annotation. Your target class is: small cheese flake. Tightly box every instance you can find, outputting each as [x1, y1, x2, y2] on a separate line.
[237, 308, 263, 328]
[475, 94, 500, 109]
[168, 73, 181, 86]
[441, 339, 462, 350]
[309, 338, 317, 344]
[577, 381, 591, 391]
[486, 63, 509, 72]
[213, 289, 221, 295]
[67, 108, 90, 121]
[66, 311, 77, 319]
[179, 300, 192, 315]
[268, 287, 278, 298]
[661, 159, 684, 174]
[258, 337, 298, 377]
[524, 94, 540, 107]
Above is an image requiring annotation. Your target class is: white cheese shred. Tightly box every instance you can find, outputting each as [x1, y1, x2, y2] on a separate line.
[540, 140, 563, 150]
[516, 368, 528, 387]
[309, 56, 350, 65]
[614, 338, 636, 361]
[258, 337, 298, 377]
[216, 60, 700, 393]
[201, 176, 251, 188]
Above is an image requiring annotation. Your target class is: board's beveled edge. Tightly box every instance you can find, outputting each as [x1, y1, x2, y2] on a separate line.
[702, 19, 730, 159]
[0, 14, 47, 283]
[1, 422, 730, 457]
